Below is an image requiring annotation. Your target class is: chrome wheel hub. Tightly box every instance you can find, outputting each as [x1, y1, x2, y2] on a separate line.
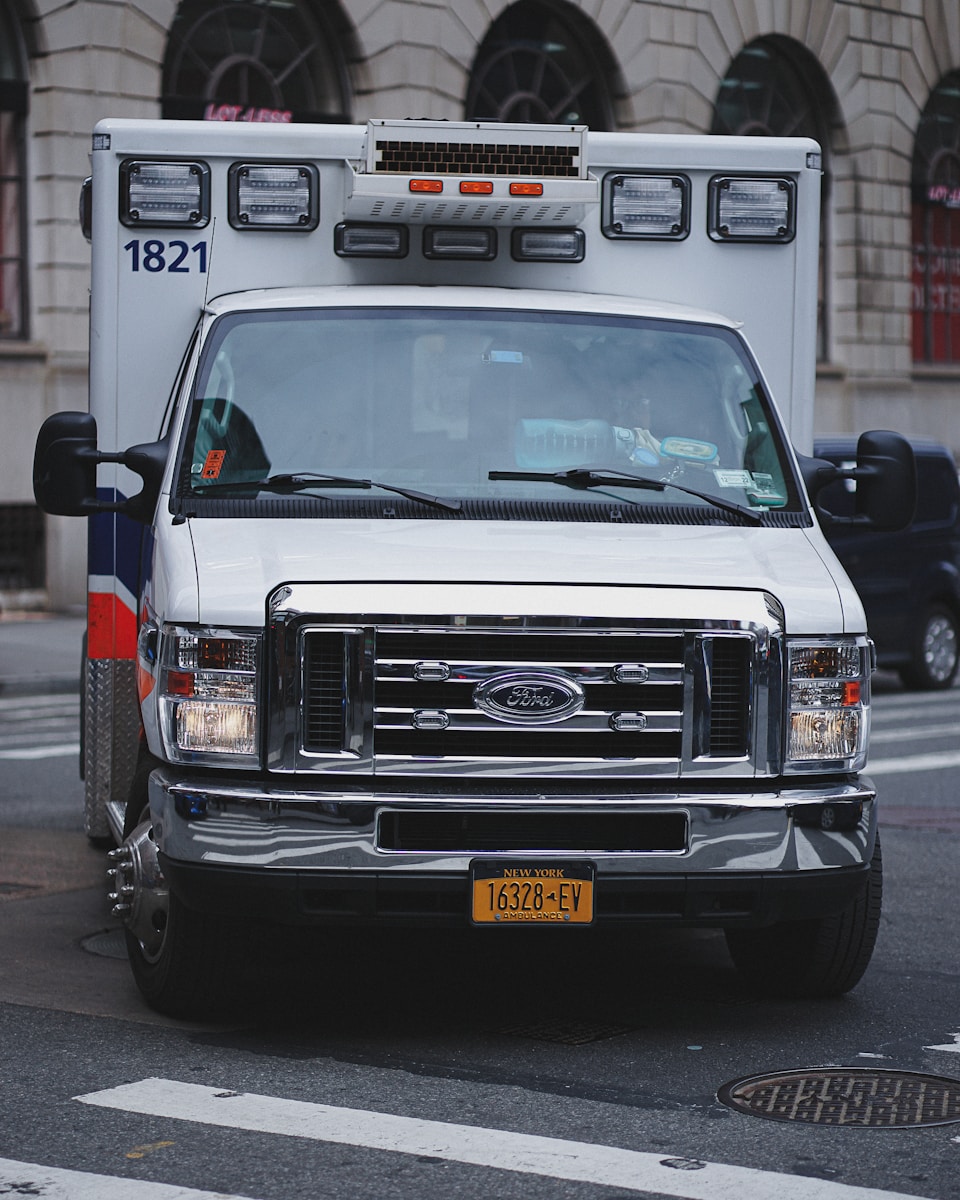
[107, 819, 170, 962]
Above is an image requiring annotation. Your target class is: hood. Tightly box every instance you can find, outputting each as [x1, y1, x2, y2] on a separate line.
[175, 517, 862, 633]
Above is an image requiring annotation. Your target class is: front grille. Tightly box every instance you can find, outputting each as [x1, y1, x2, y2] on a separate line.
[295, 624, 755, 775]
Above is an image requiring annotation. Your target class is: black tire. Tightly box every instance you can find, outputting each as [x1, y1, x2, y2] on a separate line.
[899, 603, 960, 690]
[724, 833, 882, 999]
[122, 755, 246, 1019]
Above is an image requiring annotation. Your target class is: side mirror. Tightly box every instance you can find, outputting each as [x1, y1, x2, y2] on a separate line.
[800, 430, 917, 533]
[34, 411, 169, 523]
[852, 430, 917, 531]
[33, 411, 100, 515]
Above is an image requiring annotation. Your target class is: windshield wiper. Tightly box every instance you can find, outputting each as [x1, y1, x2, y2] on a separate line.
[192, 472, 461, 512]
[489, 467, 764, 525]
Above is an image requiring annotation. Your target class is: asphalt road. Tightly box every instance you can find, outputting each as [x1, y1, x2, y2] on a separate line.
[0, 666, 958, 1200]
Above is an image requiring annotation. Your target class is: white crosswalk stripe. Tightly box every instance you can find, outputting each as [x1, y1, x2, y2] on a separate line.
[75, 1077, 935, 1200]
[866, 686, 960, 775]
[0, 692, 79, 760]
[0, 1156, 258, 1199]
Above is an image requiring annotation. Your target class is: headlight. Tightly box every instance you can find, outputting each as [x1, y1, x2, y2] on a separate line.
[159, 626, 260, 765]
[784, 638, 871, 772]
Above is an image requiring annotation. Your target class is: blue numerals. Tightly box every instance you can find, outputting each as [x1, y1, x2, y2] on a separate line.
[124, 239, 208, 274]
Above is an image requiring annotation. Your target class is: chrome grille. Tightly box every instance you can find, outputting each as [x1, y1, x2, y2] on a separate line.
[373, 630, 682, 762]
[291, 623, 756, 775]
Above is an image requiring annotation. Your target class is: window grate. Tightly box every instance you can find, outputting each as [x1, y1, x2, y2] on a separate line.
[0, 504, 44, 589]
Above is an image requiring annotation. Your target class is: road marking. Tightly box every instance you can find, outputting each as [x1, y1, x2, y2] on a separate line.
[0, 742, 79, 760]
[925, 1033, 960, 1054]
[0, 1155, 258, 1199]
[867, 749, 960, 776]
[869, 722, 960, 744]
[76, 1077, 935, 1200]
[0, 694, 78, 711]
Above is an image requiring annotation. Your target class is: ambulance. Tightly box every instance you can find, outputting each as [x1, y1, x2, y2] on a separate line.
[33, 117, 914, 1016]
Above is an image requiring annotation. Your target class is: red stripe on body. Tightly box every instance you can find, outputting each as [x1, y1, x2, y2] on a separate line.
[88, 591, 138, 660]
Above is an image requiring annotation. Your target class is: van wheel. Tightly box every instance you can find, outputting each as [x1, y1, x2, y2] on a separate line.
[115, 763, 242, 1019]
[900, 604, 960, 690]
[724, 834, 882, 999]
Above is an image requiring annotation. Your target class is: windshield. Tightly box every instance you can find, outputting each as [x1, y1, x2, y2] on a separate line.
[183, 306, 797, 516]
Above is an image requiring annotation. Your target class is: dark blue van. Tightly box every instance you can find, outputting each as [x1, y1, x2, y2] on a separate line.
[814, 437, 960, 689]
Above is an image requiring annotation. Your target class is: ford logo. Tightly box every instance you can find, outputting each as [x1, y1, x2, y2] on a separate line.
[473, 672, 585, 725]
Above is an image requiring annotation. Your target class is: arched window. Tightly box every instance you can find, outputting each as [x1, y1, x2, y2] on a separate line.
[912, 72, 960, 364]
[466, 0, 615, 130]
[0, 0, 28, 339]
[162, 0, 352, 124]
[712, 38, 834, 360]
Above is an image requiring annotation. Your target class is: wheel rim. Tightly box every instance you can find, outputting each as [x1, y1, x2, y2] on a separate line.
[923, 612, 959, 683]
[107, 820, 170, 963]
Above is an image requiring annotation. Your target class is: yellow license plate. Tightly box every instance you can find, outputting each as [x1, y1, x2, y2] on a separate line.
[471, 861, 594, 925]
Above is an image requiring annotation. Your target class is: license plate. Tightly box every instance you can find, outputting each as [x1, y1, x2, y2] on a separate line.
[471, 861, 594, 925]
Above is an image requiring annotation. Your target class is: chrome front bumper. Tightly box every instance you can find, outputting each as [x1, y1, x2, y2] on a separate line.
[149, 770, 876, 874]
[148, 771, 877, 927]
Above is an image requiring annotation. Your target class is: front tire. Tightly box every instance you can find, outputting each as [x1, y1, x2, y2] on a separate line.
[118, 760, 244, 1019]
[900, 603, 959, 690]
[725, 834, 882, 999]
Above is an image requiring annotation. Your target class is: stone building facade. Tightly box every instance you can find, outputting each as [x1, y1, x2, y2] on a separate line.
[3, 0, 960, 607]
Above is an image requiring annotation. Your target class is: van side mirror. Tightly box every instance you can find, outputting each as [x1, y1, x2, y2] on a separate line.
[33, 411, 101, 515]
[799, 430, 917, 533]
[33, 410, 168, 523]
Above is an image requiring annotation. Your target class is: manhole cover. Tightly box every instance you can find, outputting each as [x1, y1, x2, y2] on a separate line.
[718, 1068, 960, 1128]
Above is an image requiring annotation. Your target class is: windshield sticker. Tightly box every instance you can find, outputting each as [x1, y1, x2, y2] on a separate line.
[714, 469, 752, 488]
[201, 450, 226, 480]
[746, 473, 787, 506]
[484, 350, 525, 364]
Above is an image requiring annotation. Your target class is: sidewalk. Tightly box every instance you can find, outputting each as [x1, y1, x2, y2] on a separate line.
[0, 610, 86, 697]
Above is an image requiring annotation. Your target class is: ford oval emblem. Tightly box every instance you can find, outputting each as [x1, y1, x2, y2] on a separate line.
[474, 671, 585, 725]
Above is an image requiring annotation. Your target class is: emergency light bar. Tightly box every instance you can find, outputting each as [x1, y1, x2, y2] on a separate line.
[228, 162, 319, 230]
[512, 228, 585, 262]
[120, 160, 210, 228]
[346, 119, 599, 225]
[335, 222, 408, 258]
[423, 226, 497, 260]
[708, 176, 796, 242]
[602, 173, 690, 240]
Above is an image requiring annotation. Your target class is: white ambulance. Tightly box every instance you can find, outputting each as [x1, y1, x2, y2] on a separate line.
[34, 117, 914, 1017]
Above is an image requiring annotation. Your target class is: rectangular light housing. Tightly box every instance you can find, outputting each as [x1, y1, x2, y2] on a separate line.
[159, 626, 261, 765]
[228, 162, 319, 230]
[423, 226, 496, 260]
[785, 638, 870, 771]
[709, 175, 796, 242]
[120, 160, 210, 228]
[334, 222, 408, 258]
[511, 227, 584, 262]
[602, 173, 689, 240]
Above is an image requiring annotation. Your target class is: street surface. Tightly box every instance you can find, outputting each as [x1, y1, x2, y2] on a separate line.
[0, 626, 958, 1200]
